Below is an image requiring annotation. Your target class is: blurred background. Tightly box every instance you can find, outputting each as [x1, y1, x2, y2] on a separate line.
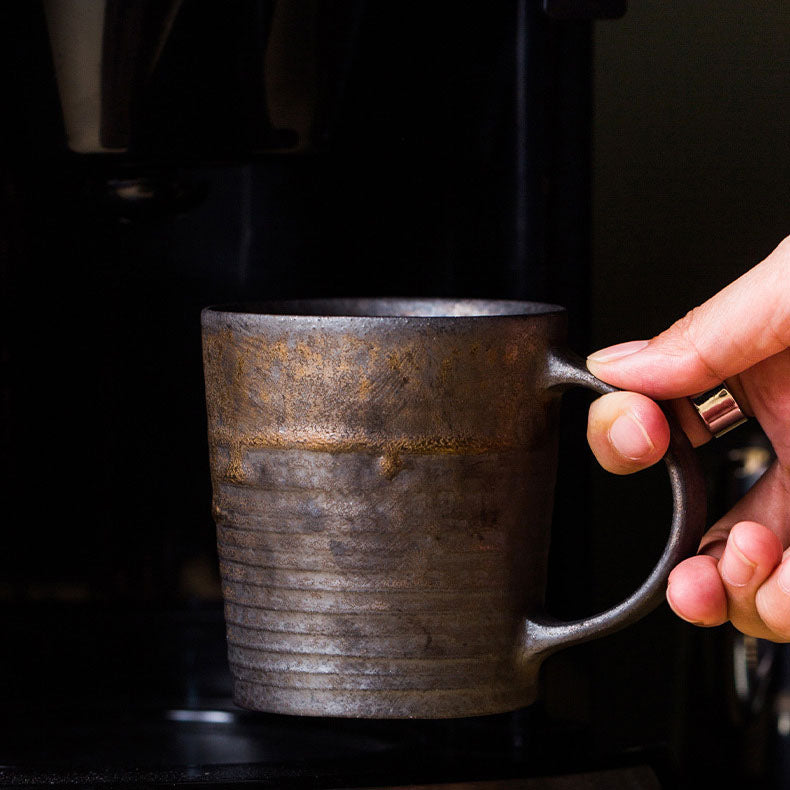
[0, 1, 787, 787]
[586, 2, 789, 783]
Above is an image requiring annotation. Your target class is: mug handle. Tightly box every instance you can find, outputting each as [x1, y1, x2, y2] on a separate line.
[522, 348, 707, 659]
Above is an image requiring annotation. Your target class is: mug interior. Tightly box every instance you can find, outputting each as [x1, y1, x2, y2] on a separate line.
[206, 298, 564, 318]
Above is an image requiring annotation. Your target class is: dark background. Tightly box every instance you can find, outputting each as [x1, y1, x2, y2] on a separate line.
[0, 1, 788, 787]
[589, 0, 790, 717]
[584, 0, 789, 774]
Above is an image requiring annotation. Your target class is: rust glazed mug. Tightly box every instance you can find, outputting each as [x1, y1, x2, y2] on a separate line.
[201, 298, 705, 718]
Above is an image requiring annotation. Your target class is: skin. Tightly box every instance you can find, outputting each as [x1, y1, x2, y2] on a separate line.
[585, 236, 790, 640]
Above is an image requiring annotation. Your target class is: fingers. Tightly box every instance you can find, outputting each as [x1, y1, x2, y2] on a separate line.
[666, 522, 784, 633]
[587, 389, 718, 473]
[666, 462, 790, 640]
[586, 391, 670, 474]
[700, 461, 790, 551]
[753, 555, 790, 641]
[739, 347, 790, 466]
[666, 555, 728, 627]
[586, 235, 790, 399]
[717, 521, 784, 637]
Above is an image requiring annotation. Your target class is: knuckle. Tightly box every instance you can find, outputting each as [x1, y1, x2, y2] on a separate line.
[659, 308, 699, 357]
[673, 307, 696, 334]
[675, 308, 724, 382]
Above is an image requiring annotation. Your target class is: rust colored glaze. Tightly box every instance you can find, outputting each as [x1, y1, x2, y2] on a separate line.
[201, 299, 705, 719]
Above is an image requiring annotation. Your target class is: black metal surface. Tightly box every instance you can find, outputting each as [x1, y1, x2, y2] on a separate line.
[0, 605, 673, 788]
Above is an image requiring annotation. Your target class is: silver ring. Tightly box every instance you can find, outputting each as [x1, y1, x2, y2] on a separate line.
[690, 384, 748, 438]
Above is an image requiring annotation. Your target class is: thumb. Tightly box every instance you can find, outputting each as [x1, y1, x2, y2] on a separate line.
[587, 236, 790, 399]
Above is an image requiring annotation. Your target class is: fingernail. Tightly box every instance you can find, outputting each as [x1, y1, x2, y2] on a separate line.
[608, 413, 654, 460]
[719, 541, 756, 587]
[587, 340, 650, 364]
[778, 560, 790, 595]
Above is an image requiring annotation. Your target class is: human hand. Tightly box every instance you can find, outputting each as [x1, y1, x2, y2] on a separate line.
[585, 237, 790, 640]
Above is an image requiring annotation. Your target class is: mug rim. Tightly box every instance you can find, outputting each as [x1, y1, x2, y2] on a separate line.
[202, 297, 565, 320]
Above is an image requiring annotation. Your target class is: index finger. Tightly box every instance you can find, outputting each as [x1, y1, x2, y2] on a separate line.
[586, 236, 790, 399]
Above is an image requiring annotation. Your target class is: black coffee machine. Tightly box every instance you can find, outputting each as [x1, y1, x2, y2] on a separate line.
[0, 2, 775, 788]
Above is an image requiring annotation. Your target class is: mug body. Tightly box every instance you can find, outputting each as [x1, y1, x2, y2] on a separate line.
[201, 298, 566, 718]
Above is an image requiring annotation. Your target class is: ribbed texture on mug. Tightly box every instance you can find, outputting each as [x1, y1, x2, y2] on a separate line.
[212, 447, 545, 718]
[202, 308, 564, 717]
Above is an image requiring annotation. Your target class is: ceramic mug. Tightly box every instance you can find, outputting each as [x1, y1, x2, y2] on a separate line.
[201, 298, 705, 718]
